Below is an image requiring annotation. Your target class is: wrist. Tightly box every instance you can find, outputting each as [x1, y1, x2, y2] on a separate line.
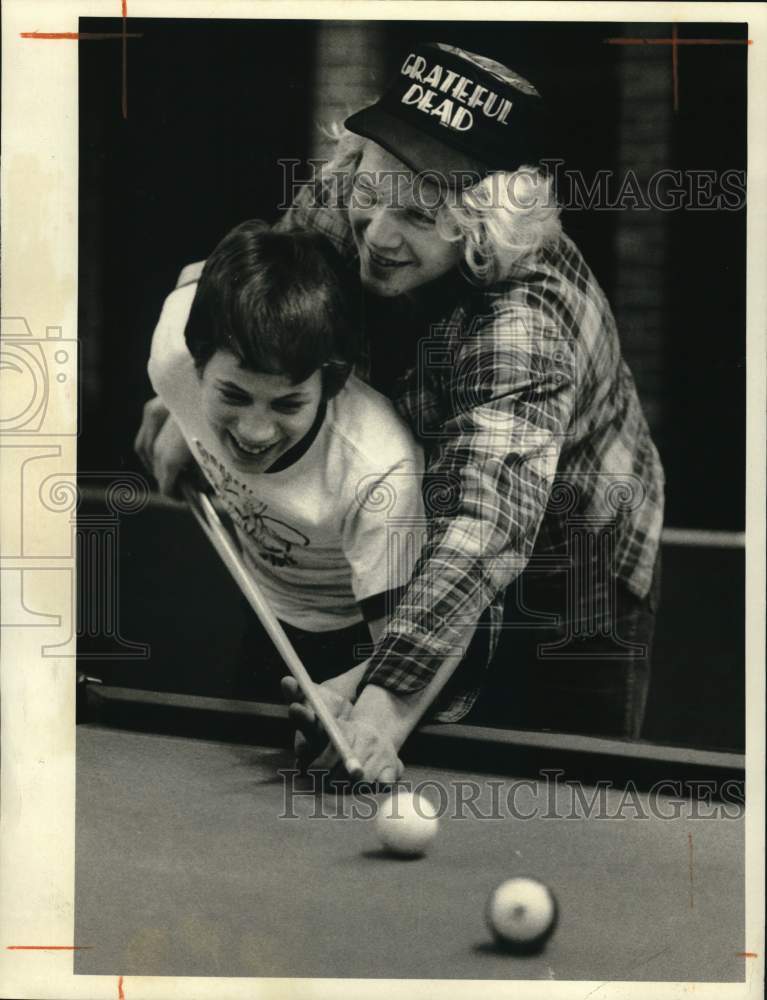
[353, 683, 412, 748]
[323, 660, 369, 701]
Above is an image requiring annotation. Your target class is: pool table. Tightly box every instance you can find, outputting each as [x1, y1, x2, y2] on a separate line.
[74, 687, 746, 982]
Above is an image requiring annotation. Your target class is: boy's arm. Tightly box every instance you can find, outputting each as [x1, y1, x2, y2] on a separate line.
[136, 277, 204, 493]
[136, 405, 194, 499]
[176, 261, 205, 288]
[134, 263, 204, 487]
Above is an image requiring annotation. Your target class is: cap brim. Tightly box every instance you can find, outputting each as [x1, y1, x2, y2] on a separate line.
[344, 105, 487, 190]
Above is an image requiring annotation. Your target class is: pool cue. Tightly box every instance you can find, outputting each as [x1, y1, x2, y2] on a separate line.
[180, 481, 365, 781]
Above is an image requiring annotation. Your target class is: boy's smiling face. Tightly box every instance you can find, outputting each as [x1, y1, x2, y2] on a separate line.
[200, 350, 323, 473]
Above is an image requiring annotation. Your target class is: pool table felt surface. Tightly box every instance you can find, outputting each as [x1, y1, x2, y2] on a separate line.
[75, 724, 745, 981]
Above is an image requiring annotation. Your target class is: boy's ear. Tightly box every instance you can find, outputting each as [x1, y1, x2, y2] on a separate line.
[322, 360, 352, 398]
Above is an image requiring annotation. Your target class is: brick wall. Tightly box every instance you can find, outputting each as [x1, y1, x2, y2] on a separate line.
[309, 22, 389, 162]
[610, 42, 673, 435]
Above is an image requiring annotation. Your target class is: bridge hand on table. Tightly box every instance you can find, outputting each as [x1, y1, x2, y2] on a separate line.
[282, 676, 353, 766]
[281, 676, 403, 786]
[311, 716, 404, 786]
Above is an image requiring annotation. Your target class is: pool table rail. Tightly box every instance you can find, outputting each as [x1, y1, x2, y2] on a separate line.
[82, 684, 745, 798]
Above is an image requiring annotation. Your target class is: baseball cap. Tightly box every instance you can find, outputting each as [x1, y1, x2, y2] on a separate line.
[344, 42, 548, 189]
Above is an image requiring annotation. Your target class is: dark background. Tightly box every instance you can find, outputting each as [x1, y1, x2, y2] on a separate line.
[78, 19, 747, 749]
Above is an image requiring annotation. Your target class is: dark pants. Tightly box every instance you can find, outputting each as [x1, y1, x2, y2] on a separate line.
[232, 611, 372, 703]
[465, 553, 661, 740]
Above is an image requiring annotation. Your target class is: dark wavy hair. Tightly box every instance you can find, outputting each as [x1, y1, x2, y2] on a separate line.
[184, 220, 363, 397]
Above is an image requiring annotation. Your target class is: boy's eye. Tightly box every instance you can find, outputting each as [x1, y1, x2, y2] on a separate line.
[218, 387, 250, 405]
[272, 400, 304, 415]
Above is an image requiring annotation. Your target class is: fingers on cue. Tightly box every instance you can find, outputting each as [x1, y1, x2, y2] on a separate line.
[378, 757, 404, 786]
[312, 742, 341, 774]
[280, 677, 302, 703]
[293, 735, 314, 770]
[160, 459, 188, 500]
[135, 399, 164, 464]
[287, 701, 317, 727]
[133, 426, 152, 472]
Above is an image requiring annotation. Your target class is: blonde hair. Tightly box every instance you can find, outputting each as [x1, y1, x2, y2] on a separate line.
[318, 125, 561, 286]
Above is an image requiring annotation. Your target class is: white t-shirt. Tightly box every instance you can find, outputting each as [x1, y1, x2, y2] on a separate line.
[148, 284, 425, 632]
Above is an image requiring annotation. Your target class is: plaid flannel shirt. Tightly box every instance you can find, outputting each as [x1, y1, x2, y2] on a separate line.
[279, 183, 665, 721]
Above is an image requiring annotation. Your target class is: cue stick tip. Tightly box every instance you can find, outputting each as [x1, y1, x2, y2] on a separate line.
[346, 758, 365, 783]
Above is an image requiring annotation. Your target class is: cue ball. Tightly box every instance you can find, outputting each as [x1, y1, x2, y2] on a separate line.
[375, 791, 439, 857]
[486, 877, 559, 952]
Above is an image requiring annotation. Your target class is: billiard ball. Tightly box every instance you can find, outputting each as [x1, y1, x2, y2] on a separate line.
[486, 877, 559, 952]
[375, 791, 439, 857]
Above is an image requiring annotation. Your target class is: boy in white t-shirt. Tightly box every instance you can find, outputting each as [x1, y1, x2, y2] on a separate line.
[148, 221, 424, 703]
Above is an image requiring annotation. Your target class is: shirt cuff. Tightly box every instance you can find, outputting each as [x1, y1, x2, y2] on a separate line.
[357, 631, 454, 697]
